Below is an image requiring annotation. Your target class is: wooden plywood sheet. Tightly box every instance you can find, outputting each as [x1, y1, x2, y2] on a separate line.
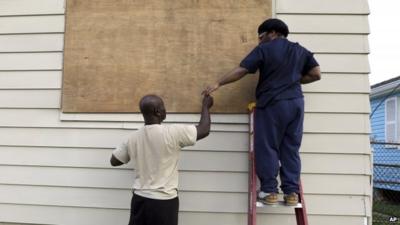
[62, 0, 272, 113]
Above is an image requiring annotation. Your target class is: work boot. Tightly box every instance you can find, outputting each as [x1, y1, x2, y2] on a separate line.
[257, 192, 278, 205]
[284, 192, 299, 206]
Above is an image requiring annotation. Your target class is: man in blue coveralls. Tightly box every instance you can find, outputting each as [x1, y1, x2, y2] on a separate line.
[203, 18, 321, 205]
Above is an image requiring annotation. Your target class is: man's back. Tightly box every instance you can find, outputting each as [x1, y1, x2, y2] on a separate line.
[113, 124, 197, 199]
[240, 37, 318, 107]
[110, 94, 213, 225]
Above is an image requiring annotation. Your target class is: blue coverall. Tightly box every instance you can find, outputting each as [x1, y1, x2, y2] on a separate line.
[240, 37, 319, 194]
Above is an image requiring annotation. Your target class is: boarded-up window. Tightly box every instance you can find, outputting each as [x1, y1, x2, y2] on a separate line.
[62, 0, 272, 113]
[385, 97, 397, 142]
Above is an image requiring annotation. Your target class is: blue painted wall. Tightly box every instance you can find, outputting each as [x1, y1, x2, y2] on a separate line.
[370, 95, 387, 141]
[370, 93, 400, 191]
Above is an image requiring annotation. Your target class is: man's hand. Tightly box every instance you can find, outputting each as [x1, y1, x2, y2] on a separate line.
[202, 83, 220, 95]
[202, 94, 214, 109]
[110, 154, 124, 166]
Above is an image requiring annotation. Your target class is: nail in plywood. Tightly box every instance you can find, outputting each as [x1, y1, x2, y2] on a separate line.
[62, 0, 272, 113]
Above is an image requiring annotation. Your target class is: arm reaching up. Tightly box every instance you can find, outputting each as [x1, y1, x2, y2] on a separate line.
[202, 67, 249, 95]
[196, 94, 214, 140]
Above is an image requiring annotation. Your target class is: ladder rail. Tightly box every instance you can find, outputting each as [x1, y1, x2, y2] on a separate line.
[295, 181, 309, 225]
[248, 105, 257, 225]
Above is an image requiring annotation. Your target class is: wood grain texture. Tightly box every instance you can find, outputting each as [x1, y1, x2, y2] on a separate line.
[62, 0, 272, 113]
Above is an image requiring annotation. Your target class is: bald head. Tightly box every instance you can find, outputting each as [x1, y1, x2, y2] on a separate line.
[139, 95, 166, 124]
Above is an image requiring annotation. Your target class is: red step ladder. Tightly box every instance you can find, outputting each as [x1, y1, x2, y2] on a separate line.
[247, 103, 309, 225]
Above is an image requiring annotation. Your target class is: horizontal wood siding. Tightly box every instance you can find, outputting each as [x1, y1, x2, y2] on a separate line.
[0, 0, 372, 225]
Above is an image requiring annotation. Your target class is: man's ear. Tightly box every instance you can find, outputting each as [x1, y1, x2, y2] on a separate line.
[154, 108, 161, 117]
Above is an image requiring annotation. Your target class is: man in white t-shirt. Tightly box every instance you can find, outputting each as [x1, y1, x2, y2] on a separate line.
[110, 94, 213, 225]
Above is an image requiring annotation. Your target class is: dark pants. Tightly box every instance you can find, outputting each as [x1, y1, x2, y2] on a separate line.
[128, 193, 179, 225]
[254, 98, 304, 194]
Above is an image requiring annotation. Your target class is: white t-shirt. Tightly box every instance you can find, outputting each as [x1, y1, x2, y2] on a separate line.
[112, 124, 197, 200]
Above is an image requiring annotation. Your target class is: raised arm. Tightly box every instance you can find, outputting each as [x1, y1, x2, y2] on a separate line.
[196, 94, 214, 140]
[301, 66, 321, 84]
[202, 67, 249, 95]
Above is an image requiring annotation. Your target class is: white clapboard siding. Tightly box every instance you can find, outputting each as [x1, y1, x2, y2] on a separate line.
[0, 111, 371, 134]
[0, 108, 369, 132]
[289, 34, 369, 53]
[276, 0, 369, 14]
[0, 34, 64, 52]
[0, 90, 60, 108]
[301, 133, 370, 154]
[0, 127, 247, 150]
[304, 113, 370, 134]
[0, 128, 370, 154]
[0, 204, 367, 225]
[59, 85, 371, 122]
[0, 0, 372, 225]
[0, 72, 369, 93]
[0, 53, 368, 73]
[0, 165, 370, 195]
[277, 15, 369, 34]
[0, 204, 129, 225]
[181, 213, 367, 225]
[0, 53, 62, 70]
[0, 184, 369, 215]
[0, 145, 370, 174]
[301, 153, 371, 175]
[60, 112, 249, 123]
[0, 15, 64, 34]
[0, 15, 368, 35]
[0, 71, 61, 89]
[186, 152, 371, 174]
[0, 90, 369, 114]
[0, 133, 370, 164]
[0, 0, 65, 16]
[304, 93, 370, 113]
[0, 108, 247, 131]
[316, 54, 370, 73]
[302, 74, 370, 93]
[0, 33, 368, 54]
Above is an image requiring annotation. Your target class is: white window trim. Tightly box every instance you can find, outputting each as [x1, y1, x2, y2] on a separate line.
[385, 97, 397, 144]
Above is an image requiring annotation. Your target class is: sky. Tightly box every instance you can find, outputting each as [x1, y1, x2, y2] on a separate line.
[368, 0, 400, 85]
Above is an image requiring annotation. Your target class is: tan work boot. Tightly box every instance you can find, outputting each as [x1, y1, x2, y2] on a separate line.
[258, 192, 278, 205]
[284, 192, 299, 206]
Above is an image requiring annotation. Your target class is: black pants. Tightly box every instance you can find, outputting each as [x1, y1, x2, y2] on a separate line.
[128, 193, 179, 225]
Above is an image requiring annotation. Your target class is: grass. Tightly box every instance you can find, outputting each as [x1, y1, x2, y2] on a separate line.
[374, 201, 400, 217]
[373, 212, 400, 225]
[373, 201, 400, 225]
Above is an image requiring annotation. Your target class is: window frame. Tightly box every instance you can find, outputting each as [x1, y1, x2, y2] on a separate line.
[385, 97, 398, 144]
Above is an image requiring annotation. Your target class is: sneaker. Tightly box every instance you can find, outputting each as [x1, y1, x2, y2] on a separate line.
[257, 192, 278, 205]
[284, 193, 299, 206]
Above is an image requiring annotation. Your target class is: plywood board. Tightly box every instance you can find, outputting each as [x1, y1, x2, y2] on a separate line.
[62, 0, 272, 113]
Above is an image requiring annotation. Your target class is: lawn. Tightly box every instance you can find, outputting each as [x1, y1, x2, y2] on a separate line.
[373, 201, 400, 225]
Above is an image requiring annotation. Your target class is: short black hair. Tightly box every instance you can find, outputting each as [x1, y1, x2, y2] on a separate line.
[139, 94, 163, 116]
[257, 18, 289, 37]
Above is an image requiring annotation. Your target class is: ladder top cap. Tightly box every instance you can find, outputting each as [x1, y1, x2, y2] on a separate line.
[248, 102, 256, 111]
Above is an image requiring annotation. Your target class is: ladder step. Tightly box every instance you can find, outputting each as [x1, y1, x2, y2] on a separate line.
[256, 201, 303, 208]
